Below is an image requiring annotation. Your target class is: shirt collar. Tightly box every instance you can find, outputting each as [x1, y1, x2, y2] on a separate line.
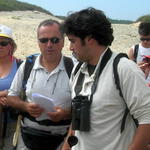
[32, 54, 65, 72]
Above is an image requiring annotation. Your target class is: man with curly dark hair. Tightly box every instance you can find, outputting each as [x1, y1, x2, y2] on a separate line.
[61, 8, 150, 150]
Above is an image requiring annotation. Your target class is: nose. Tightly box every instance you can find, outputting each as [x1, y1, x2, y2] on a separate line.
[47, 40, 53, 47]
[70, 44, 74, 51]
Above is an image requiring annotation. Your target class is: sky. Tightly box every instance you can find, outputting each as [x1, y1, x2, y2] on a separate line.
[18, 0, 150, 21]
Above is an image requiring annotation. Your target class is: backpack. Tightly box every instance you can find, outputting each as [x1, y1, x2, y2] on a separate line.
[133, 44, 139, 62]
[73, 53, 138, 133]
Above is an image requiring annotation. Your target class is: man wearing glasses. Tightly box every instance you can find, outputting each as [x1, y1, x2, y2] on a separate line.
[128, 22, 150, 86]
[7, 19, 72, 150]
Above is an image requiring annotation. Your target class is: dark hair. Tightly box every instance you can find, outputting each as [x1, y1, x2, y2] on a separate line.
[61, 7, 114, 46]
[138, 22, 150, 36]
[37, 19, 64, 37]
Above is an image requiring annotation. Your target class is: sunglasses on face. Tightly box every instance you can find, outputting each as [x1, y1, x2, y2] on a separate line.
[0, 41, 9, 47]
[38, 37, 61, 44]
[140, 38, 150, 42]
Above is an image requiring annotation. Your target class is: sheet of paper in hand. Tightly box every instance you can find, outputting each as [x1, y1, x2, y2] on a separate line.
[32, 93, 56, 121]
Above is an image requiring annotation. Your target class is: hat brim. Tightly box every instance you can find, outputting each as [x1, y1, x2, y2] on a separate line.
[0, 33, 12, 39]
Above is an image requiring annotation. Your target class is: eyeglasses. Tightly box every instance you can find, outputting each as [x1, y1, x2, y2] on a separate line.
[38, 37, 61, 44]
[0, 41, 9, 47]
[140, 38, 150, 42]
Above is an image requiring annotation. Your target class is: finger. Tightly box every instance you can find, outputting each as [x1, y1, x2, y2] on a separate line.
[0, 98, 7, 106]
[0, 101, 5, 106]
[29, 108, 43, 114]
[29, 111, 42, 118]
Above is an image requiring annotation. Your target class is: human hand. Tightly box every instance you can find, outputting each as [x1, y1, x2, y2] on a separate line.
[137, 61, 150, 78]
[26, 102, 44, 118]
[47, 107, 70, 122]
[0, 97, 7, 106]
[0, 90, 8, 106]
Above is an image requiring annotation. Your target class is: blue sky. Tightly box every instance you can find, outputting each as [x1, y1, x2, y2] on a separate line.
[18, 0, 150, 21]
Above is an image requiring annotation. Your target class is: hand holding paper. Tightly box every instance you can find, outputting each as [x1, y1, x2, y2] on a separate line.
[32, 93, 56, 121]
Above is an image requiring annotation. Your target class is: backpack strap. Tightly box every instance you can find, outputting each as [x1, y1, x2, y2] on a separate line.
[113, 53, 128, 98]
[21, 54, 38, 100]
[73, 62, 83, 76]
[63, 56, 74, 78]
[113, 53, 129, 133]
[113, 53, 138, 133]
[133, 44, 139, 63]
[20, 54, 38, 121]
[16, 58, 23, 68]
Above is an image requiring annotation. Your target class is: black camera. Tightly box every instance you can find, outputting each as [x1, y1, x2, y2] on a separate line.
[72, 95, 91, 131]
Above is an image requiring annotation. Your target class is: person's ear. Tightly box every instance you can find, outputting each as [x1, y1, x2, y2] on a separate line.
[86, 36, 94, 44]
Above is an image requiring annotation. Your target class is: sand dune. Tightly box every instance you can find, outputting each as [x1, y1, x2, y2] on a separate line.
[0, 11, 139, 59]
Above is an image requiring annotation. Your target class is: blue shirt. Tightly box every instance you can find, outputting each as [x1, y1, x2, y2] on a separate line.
[0, 60, 18, 91]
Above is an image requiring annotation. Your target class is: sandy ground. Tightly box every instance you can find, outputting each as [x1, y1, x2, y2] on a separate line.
[0, 11, 140, 60]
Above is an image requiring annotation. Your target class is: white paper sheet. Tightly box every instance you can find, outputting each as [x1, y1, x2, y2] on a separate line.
[32, 93, 56, 121]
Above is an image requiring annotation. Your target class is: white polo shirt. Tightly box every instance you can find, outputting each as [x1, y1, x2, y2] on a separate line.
[8, 54, 71, 134]
[71, 50, 150, 150]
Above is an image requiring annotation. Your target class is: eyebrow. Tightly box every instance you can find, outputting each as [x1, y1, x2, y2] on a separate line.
[68, 38, 74, 41]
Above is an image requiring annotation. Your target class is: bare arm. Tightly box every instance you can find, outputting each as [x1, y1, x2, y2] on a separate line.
[61, 125, 75, 150]
[128, 124, 150, 150]
[7, 96, 44, 118]
[0, 90, 8, 96]
[128, 47, 135, 61]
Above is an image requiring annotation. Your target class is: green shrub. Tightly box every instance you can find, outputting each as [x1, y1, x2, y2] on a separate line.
[0, 0, 53, 15]
[136, 15, 150, 22]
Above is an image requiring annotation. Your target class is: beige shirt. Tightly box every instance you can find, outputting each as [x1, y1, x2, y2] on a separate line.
[71, 51, 150, 150]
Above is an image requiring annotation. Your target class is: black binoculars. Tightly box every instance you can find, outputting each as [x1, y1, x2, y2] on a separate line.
[72, 95, 91, 131]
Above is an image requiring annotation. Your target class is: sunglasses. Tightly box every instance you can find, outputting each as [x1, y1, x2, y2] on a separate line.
[140, 38, 150, 41]
[39, 37, 61, 44]
[0, 41, 9, 47]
